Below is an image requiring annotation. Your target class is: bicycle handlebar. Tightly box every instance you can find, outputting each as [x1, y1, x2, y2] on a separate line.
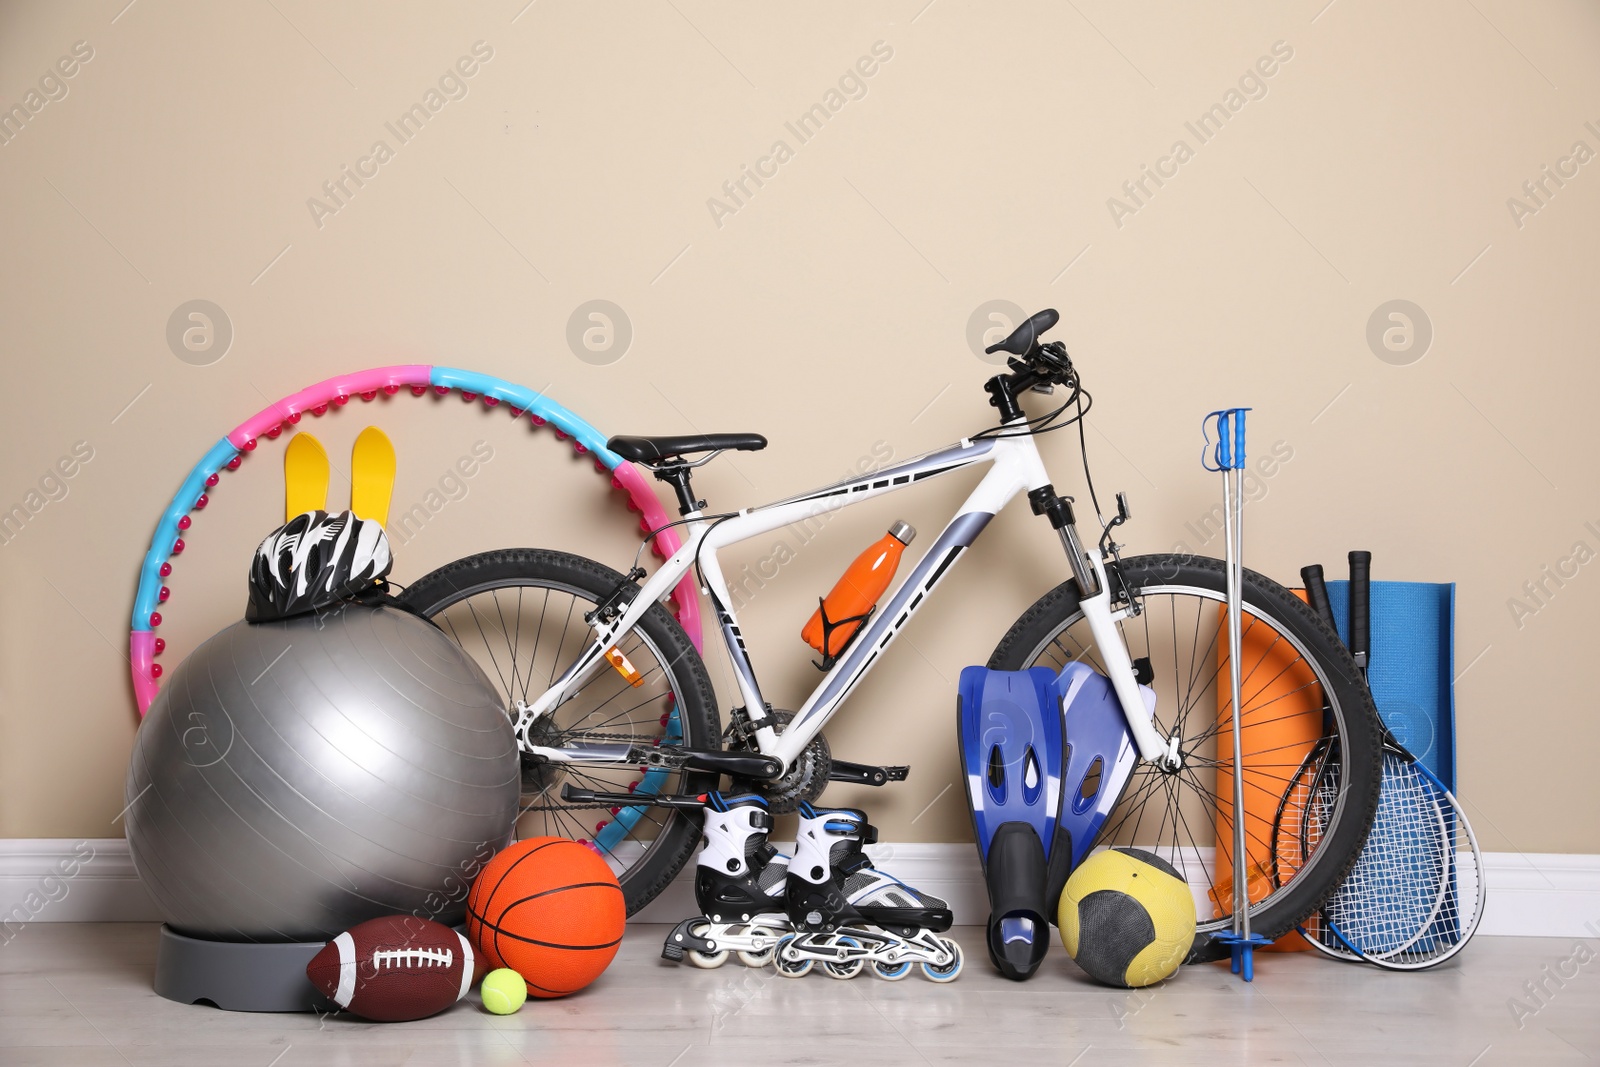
[979, 308, 1082, 426]
[984, 307, 1060, 357]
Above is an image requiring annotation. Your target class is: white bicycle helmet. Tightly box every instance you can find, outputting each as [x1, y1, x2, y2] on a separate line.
[246, 510, 393, 622]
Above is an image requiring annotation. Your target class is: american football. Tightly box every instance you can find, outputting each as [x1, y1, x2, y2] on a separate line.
[306, 915, 475, 1022]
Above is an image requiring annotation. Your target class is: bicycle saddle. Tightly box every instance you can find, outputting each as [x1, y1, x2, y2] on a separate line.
[985, 308, 1060, 356]
[607, 433, 767, 464]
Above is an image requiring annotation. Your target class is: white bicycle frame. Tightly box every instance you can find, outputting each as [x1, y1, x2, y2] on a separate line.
[521, 420, 1177, 773]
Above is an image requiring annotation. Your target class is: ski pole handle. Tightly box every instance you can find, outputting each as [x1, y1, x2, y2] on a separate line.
[1300, 564, 1340, 638]
[1202, 407, 1252, 471]
[1348, 550, 1372, 673]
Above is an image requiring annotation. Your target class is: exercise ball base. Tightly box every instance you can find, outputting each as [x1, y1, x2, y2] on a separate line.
[153, 925, 335, 1013]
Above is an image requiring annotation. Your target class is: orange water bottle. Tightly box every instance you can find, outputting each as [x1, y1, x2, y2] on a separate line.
[802, 521, 916, 658]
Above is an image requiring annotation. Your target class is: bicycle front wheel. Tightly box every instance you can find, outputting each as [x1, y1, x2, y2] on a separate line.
[989, 553, 1382, 963]
[394, 548, 719, 915]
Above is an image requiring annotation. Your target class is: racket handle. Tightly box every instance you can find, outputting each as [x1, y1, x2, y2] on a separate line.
[1300, 565, 1340, 639]
[1348, 550, 1372, 673]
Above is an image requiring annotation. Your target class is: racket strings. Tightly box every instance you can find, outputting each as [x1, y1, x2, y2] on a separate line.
[1323, 755, 1449, 954]
[1268, 742, 1337, 888]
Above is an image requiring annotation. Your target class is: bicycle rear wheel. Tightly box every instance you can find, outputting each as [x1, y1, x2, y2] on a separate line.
[989, 553, 1382, 963]
[394, 548, 719, 915]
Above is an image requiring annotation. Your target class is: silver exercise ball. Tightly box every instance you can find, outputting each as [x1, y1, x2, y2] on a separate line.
[125, 604, 520, 942]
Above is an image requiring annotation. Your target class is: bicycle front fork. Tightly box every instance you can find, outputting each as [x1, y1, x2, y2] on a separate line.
[1029, 485, 1181, 770]
[1028, 486, 1101, 599]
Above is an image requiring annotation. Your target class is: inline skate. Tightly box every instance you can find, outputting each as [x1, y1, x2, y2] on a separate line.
[774, 802, 964, 982]
[661, 792, 792, 968]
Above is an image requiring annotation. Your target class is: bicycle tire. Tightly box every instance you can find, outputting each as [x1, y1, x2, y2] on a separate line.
[988, 553, 1383, 964]
[394, 548, 719, 916]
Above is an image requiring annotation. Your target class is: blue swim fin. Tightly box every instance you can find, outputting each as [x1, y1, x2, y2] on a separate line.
[957, 665, 1071, 981]
[1055, 661, 1143, 874]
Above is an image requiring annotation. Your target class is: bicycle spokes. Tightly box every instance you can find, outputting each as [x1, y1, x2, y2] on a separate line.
[1030, 588, 1344, 929]
[426, 584, 688, 861]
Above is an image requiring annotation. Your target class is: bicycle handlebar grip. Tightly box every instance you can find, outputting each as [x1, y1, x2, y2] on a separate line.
[1348, 550, 1372, 669]
[1299, 564, 1340, 638]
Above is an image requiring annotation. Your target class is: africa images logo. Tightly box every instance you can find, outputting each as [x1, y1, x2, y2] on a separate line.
[0, 40, 94, 148]
[1105, 41, 1294, 228]
[306, 42, 495, 229]
[705, 41, 895, 229]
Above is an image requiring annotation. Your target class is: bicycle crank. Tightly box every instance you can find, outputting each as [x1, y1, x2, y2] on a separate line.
[730, 709, 829, 813]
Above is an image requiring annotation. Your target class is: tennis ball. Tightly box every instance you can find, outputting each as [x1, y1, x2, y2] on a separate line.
[480, 968, 528, 1015]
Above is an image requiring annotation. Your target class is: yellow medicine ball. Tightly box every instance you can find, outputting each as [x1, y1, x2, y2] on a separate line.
[1058, 847, 1197, 987]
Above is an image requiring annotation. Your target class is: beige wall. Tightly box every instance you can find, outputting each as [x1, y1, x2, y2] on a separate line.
[2, 1, 1597, 853]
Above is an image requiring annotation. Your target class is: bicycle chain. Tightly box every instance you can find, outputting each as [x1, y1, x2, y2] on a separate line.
[519, 800, 616, 812]
[516, 730, 677, 811]
[535, 730, 662, 745]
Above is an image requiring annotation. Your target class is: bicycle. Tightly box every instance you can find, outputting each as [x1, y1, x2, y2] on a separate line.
[396, 308, 1383, 961]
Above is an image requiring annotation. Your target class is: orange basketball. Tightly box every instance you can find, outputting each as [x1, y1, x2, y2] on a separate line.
[465, 837, 625, 999]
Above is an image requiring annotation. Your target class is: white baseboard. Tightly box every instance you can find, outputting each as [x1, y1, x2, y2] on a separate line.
[0, 840, 162, 929]
[3, 839, 1596, 938]
[1474, 851, 1600, 937]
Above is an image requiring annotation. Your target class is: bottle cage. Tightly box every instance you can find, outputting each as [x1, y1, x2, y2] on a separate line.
[810, 598, 875, 672]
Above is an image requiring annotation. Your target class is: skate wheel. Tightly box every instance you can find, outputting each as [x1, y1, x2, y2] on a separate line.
[689, 949, 729, 969]
[686, 922, 728, 968]
[774, 934, 813, 979]
[824, 936, 864, 980]
[871, 958, 913, 981]
[920, 938, 964, 983]
[737, 925, 782, 968]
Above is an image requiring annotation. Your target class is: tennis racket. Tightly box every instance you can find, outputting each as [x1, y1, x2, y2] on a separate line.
[1266, 564, 1340, 892]
[1297, 552, 1485, 970]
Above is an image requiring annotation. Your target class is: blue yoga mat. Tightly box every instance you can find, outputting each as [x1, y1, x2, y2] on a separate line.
[1321, 580, 1461, 948]
[1323, 581, 1456, 792]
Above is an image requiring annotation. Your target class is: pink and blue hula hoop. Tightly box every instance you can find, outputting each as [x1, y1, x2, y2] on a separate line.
[129, 365, 703, 715]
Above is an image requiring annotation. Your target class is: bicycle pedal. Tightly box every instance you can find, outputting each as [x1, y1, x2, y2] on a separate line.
[829, 760, 911, 787]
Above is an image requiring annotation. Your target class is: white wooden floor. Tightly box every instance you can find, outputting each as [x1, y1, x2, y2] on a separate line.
[1, 923, 1595, 1065]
